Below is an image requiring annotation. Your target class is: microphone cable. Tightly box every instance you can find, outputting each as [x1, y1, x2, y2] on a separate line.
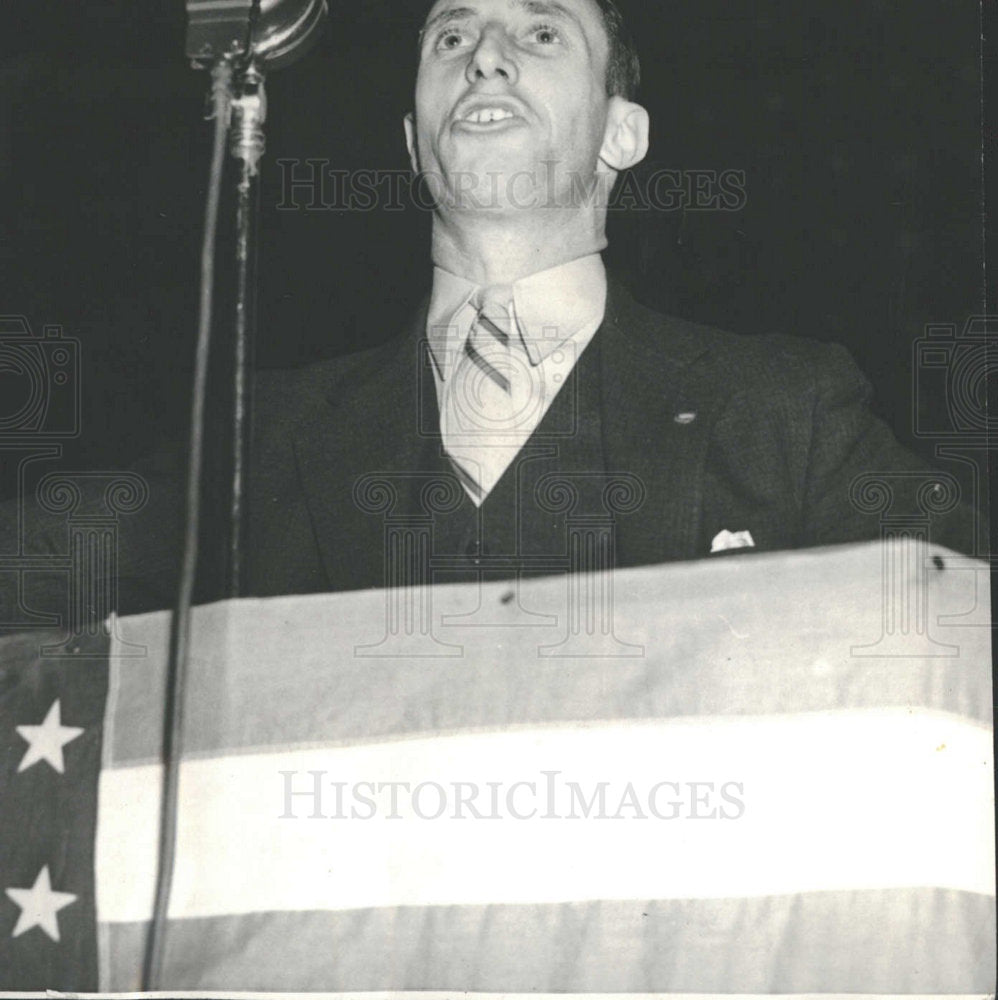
[141, 57, 234, 991]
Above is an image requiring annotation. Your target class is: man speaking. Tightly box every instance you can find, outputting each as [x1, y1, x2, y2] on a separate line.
[235, 0, 969, 600]
[1, 0, 975, 613]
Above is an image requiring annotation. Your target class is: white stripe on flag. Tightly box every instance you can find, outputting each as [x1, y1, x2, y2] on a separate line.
[95, 709, 994, 924]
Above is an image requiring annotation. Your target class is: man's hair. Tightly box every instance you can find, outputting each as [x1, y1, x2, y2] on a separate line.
[593, 0, 641, 101]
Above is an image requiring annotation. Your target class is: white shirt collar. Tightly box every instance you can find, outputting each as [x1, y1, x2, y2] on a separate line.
[427, 254, 607, 380]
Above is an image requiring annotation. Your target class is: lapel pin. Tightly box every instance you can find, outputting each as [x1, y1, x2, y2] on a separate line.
[674, 411, 697, 425]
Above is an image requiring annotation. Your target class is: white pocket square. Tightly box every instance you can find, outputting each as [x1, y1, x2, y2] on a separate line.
[711, 529, 756, 554]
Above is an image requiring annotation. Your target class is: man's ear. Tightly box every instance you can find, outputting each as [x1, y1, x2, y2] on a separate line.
[597, 97, 650, 174]
[404, 112, 420, 173]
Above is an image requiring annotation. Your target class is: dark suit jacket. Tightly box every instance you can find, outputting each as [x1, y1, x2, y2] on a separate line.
[1, 280, 976, 618]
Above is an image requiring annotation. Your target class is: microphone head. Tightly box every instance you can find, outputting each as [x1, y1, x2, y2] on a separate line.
[252, 0, 328, 70]
[186, 0, 328, 70]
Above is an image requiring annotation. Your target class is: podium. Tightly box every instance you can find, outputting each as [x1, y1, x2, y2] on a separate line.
[0, 540, 993, 992]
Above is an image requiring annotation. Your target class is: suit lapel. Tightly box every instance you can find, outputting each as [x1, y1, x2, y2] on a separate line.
[598, 281, 718, 566]
[292, 304, 432, 591]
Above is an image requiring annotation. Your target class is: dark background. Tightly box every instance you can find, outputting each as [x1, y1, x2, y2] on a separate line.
[0, 0, 984, 493]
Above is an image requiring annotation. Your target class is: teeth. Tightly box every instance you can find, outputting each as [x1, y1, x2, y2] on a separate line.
[466, 107, 515, 124]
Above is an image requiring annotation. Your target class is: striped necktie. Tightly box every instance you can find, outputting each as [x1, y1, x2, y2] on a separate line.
[441, 287, 541, 503]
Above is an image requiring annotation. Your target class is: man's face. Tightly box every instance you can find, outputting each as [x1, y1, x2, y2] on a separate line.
[407, 0, 614, 211]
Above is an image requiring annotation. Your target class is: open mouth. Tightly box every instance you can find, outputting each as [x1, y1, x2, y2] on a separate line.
[462, 107, 517, 124]
[453, 97, 526, 130]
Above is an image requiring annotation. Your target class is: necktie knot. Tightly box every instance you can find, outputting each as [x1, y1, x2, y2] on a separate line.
[474, 284, 513, 312]
[472, 286, 514, 347]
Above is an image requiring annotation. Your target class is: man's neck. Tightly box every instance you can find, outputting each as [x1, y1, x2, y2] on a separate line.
[431, 211, 607, 287]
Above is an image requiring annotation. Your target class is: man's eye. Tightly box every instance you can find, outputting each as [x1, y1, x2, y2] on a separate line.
[436, 29, 469, 50]
[528, 23, 561, 44]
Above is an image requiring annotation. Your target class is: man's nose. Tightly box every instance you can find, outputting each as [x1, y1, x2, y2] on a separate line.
[465, 26, 518, 84]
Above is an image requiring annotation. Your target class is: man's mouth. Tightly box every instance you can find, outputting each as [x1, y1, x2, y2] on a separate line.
[453, 97, 526, 130]
[462, 107, 516, 124]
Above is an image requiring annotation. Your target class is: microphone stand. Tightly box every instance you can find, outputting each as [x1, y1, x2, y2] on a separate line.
[142, 52, 269, 993]
[227, 60, 266, 597]
[144, 5, 326, 987]
[182, 0, 325, 598]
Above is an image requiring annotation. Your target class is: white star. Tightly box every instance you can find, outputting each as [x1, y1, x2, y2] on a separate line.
[15, 699, 84, 775]
[5, 865, 77, 942]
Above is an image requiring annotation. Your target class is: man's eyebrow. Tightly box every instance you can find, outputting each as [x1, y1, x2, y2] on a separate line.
[420, 7, 476, 43]
[514, 0, 578, 24]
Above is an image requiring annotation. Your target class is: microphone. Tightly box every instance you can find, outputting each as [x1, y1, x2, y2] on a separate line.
[146, 7, 331, 988]
[186, 0, 328, 70]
